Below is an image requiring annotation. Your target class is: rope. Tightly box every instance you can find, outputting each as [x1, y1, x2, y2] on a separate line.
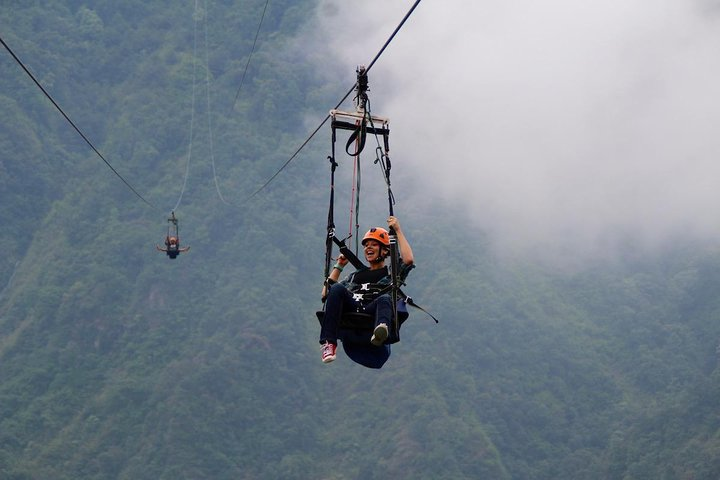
[0, 261, 20, 302]
[203, 0, 231, 206]
[353, 129, 362, 253]
[365, 97, 395, 215]
[172, 0, 201, 213]
[175, 0, 231, 210]
[0, 35, 155, 208]
[232, 0, 271, 108]
[348, 122, 360, 246]
[242, 0, 423, 202]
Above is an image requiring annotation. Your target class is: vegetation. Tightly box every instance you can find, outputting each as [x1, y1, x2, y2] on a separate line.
[2, 1, 720, 479]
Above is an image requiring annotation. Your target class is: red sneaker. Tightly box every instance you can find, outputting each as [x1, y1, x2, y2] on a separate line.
[321, 342, 337, 363]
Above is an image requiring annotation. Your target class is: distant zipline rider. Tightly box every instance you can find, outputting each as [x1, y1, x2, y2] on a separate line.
[156, 212, 190, 259]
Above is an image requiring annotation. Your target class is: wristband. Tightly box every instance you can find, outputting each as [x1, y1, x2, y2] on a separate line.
[333, 263, 344, 271]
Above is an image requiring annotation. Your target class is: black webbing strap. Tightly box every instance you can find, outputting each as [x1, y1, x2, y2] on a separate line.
[325, 121, 368, 281]
[332, 235, 366, 270]
[371, 284, 440, 325]
[346, 118, 367, 157]
[389, 229, 400, 339]
[331, 118, 390, 158]
[402, 292, 440, 324]
[332, 120, 389, 136]
[324, 133, 339, 281]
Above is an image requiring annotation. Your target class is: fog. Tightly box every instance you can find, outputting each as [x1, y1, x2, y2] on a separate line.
[300, 0, 720, 263]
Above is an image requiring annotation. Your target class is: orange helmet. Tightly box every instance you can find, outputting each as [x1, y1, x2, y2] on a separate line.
[169, 236, 178, 245]
[361, 227, 390, 246]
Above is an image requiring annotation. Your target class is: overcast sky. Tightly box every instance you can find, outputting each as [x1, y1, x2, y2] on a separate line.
[301, 0, 720, 262]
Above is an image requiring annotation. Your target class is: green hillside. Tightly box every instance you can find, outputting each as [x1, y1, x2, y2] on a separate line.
[2, 2, 720, 479]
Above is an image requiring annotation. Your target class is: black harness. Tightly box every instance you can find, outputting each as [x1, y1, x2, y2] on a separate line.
[319, 67, 436, 345]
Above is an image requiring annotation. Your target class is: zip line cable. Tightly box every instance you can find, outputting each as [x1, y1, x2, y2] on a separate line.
[2, 0, 420, 212]
[172, 0, 201, 214]
[175, 0, 232, 211]
[204, 0, 231, 206]
[232, 0, 271, 108]
[242, 0, 422, 203]
[0, 35, 155, 209]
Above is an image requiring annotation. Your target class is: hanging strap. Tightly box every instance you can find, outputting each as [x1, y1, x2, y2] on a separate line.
[325, 122, 368, 282]
[388, 229, 400, 337]
[370, 284, 440, 325]
[333, 120, 389, 137]
[167, 211, 179, 238]
[324, 137, 338, 281]
[332, 235, 365, 270]
[351, 124, 362, 253]
[345, 115, 367, 156]
[401, 291, 440, 324]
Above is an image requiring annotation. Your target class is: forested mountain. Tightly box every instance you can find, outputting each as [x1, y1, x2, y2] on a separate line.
[2, 2, 720, 479]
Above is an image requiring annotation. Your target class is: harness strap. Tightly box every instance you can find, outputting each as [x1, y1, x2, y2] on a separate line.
[388, 229, 400, 338]
[402, 293, 440, 324]
[332, 120, 389, 136]
[324, 143, 339, 281]
[167, 211, 180, 239]
[345, 117, 367, 157]
[332, 235, 366, 270]
[363, 283, 439, 325]
[331, 117, 390, 159]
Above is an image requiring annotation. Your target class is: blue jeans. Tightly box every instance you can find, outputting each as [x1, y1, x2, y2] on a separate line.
[320, 283, 392, 344]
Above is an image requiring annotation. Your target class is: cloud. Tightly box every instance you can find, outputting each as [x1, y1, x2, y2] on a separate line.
[305, 0, 720, 262]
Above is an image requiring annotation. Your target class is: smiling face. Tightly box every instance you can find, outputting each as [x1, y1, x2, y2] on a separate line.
[363, 239, 387, 265]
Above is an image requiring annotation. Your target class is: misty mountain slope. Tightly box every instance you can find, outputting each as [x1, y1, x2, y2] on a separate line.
[3, 1, 720, 479]
[0, 93, 66, 295]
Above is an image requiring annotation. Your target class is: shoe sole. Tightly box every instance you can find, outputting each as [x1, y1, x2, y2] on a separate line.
[371, 324, 388, 346]
[321, 342, 336, 363]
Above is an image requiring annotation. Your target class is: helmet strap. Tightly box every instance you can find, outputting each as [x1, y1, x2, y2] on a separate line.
[370, 248, 389, 264]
